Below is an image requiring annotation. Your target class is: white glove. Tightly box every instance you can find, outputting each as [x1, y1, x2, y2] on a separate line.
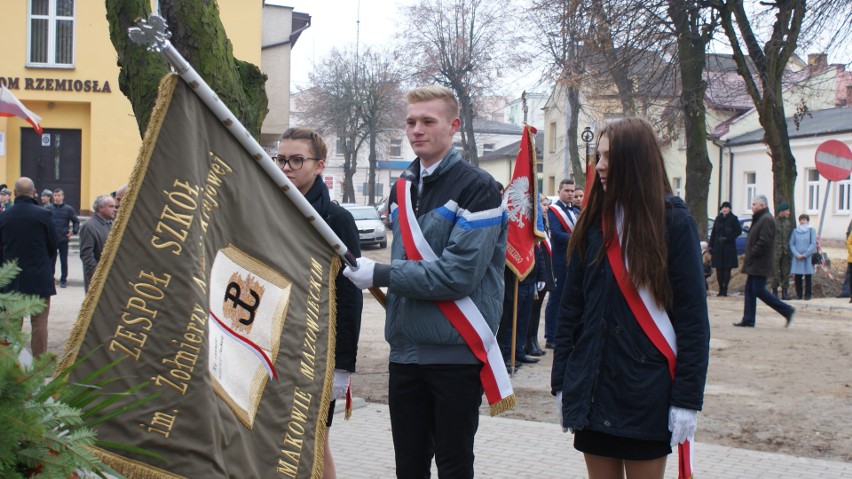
[668, 406, 698, 447]
[331, 369, 351, 400]
[555, 392, 571, 433]
[342, 257, 376, 289]
[537, 281, 546, 292]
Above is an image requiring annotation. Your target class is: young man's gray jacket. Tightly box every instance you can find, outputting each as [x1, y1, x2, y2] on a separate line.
[372, 148, 508, 365]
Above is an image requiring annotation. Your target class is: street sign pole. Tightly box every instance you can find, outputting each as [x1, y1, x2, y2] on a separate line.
[813, 139, 852, 239]
[816, 181, 832, 239]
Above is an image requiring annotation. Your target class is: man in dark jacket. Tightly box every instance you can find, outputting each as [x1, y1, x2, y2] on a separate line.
[544, 179, 578, 348]
[48, 188, 79, 288]
[343, 86, 508, 478]
[735, 194, 795, 328]
[0, 177, 59, 356]
[78, 194, 116, 292]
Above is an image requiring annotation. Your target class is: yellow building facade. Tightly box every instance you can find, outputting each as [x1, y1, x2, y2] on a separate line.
[0, 1, 261, 213]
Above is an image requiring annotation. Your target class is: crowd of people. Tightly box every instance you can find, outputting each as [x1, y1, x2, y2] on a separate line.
[3, 84, 851, 479]
[0, 179, 123, 356]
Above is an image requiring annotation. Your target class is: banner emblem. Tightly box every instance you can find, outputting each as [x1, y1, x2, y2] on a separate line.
[209, 246, 292, 428]
[505, 176, 532, 229]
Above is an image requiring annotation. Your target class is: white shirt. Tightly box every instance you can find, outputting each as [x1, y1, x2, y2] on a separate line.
[418, 159, 443, 195]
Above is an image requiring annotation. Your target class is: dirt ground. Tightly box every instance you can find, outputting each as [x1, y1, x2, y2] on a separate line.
[358, 239, 852, 462]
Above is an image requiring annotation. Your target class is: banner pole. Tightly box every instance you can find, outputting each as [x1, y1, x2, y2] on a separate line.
[128, 14, 387, 304]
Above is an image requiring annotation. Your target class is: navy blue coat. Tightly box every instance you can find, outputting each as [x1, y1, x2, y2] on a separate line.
[0, 195, 59, 297]
[551, 196, 710, 441]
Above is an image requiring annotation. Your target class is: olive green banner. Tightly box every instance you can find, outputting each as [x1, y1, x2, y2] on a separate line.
[62, 74, 337, 479]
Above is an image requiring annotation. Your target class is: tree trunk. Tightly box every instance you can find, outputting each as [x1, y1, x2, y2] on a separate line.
[669, 0, 713, 239]
[106, 0, 268, 138]
[567, 85, 584, 188]
[457, 87, 479, 166]
[761, 98, 798, 216]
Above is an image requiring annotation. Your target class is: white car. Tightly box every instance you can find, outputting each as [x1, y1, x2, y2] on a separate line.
[342, 204, 388, 249]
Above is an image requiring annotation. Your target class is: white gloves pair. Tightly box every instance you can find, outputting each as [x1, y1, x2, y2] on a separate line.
[555, 395, 697, 443]
[342, 257, 376, 289]
[331, 369, 351, 401]
[669, 406, 698, 447]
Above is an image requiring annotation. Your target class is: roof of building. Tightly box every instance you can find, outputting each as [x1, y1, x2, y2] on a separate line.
[726, 106, 852, 146]
[472, 118, 523, 135]
[480, 131, 544, 161]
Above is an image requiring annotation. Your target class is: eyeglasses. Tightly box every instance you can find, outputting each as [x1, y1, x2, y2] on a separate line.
[273, 154, 319, 170]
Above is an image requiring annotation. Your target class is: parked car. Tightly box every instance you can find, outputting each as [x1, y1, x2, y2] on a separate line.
[341, 204, 388, 249]
[707, 217, 751, 256]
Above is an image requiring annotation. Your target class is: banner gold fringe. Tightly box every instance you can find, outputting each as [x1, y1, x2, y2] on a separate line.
[489, 394, 516, 416]
[311, 255, 340, 479]
[57, 74, 180, 372]
[90, 446, 186, 479]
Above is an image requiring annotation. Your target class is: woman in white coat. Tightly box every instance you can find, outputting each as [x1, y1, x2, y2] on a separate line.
[789, 214, 817, 300]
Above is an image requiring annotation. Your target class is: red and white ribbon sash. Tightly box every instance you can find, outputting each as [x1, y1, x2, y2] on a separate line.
[395, 179, 515, 415]
[549, 203, 577, 234]
[604, 208, 693, 479]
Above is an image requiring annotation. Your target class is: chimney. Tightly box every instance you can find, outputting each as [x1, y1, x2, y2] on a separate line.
[808, 53, 828, 70]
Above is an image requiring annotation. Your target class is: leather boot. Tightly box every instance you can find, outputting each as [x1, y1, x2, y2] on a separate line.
[782, 287, 792, 300]
[772, 287, 778, 297]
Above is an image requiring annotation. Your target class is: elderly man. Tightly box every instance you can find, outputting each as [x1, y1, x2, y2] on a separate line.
[734, 194, 796, 328]
[79, 195, 116, 292]
[0, 177, 59, 356]
[113, 184, 128, 210]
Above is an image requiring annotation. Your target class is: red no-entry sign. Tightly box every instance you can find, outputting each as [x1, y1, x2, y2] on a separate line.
[814, 140, 852, 181]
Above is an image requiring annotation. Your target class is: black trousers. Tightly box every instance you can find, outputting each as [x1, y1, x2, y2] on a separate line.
[388, 362, 482, 479]
[55, 239, 69, 282]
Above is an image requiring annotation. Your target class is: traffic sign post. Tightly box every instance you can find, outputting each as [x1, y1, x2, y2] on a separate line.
[813, 139, 852, 240]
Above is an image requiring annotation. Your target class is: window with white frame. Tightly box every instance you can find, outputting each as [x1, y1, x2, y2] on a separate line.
[548, 122, 557, 153]
[483, 143, 495, 154]
[837, 175, 851, 214]
[336, 138, 345, 156]
[745, 172, 756, 210]
[389, 139, 402, 158]
[28, 0, 75, 67]
[806, 168, 820, 213]
[673, 177, 682, 197]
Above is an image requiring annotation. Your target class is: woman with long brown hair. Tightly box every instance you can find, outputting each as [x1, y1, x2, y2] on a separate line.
[551, 118, 710, 478]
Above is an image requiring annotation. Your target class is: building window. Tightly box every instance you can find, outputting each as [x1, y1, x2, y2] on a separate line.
[389, 139, 402, 158]
[837, 176, 851, 214]
[336, 138, 345, 156]
[483, 143, 495, 154]
[745, 172, 756, 211]
[673, 177, 682, 197]
[806, 168, 820, 213]
[28, 0, 75, 67]
[548, 122, 557, 153]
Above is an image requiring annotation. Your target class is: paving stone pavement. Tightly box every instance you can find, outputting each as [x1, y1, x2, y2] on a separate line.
[41, 249, 852, 477]
[330, 402, 852, 478]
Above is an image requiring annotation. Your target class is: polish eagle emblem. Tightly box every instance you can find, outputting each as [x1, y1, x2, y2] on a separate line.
[505, 177, 532, 228]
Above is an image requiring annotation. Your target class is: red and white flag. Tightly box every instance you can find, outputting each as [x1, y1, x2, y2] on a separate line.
[504, 125, 545, 280]
[0, 87, 43, 134]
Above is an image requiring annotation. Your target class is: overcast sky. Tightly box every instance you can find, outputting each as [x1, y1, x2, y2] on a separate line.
[267, 0, 851, 101]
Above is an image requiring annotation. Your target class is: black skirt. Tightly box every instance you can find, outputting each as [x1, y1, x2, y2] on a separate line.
[574, 429, 671, 461]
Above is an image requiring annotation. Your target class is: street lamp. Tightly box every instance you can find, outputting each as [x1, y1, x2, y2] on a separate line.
[581, 126, 594, 173]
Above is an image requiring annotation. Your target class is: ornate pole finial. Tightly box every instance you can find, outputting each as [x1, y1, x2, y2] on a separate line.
[128, 14, 171, 52]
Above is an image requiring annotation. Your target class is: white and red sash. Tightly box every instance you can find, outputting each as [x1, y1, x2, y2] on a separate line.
[395, 179, 515, 415]
[604, 208, 693, 479]
[549, 203, 577, 234]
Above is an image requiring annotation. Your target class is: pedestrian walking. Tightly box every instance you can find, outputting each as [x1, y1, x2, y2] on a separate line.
[734, 194, 796, 328]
